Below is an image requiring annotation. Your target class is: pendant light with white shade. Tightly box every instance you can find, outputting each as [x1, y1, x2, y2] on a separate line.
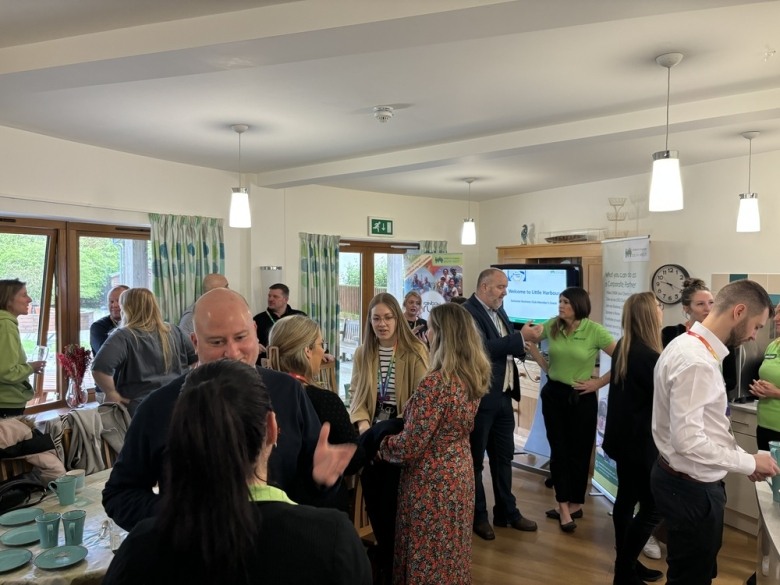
[229, 124, 251, 228]
[648, 52, 684, 212]
[736, 131, 761, 233]
[461, 178, 477, 246]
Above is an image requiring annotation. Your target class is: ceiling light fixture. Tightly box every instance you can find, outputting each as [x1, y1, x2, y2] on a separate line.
[648, 52, 684, 212]
[461, 178, 477, 246]
[229, 124, 251, 228]
[736, 131, 761, 233]
[374, 106, 394, 123]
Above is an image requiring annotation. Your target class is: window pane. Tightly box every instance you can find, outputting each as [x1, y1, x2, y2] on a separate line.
[0, 232, 58, 405]
[338, 252, 361, 402]
[80, 236, 151, 389]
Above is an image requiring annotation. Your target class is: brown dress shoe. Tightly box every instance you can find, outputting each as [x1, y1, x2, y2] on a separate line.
[473, 521, 496, 540]
[494, 516, 538, 532]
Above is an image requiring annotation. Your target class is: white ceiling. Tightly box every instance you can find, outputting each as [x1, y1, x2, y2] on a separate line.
[1, 0, 779, 201]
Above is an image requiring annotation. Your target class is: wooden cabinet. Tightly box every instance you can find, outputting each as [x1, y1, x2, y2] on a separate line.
[724, 404, 759, 535]
[496, 241, 603, 323]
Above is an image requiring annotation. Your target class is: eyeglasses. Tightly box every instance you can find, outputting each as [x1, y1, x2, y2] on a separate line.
[656, 302, 664, 311]
[371, 315, 396, 325]
[312, 341, 328, 353]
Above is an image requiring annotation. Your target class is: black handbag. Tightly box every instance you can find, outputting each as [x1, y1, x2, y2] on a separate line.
[0, 468, 47, 513]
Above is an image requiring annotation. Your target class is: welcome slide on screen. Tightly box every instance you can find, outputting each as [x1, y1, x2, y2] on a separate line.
[503, 269, 566, 324]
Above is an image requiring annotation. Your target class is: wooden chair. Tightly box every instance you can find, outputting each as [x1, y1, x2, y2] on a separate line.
[317, 361, 338, 393]
[348, 474, 374, 541]
[0, 458, 34, 481]
[61, 427, 118, 472]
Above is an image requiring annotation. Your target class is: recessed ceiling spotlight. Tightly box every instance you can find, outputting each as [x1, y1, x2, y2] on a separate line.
[374, 105, 394, 123]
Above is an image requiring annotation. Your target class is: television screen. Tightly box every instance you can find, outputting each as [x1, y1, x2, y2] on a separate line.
[492, 263, 582, 325]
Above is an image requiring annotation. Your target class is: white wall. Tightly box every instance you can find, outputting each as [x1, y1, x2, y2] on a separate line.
[5, 123, 778, 321]
[479, 149, 780, 326]
[0, 126, 480, 315]
[248, 184, 481, 312]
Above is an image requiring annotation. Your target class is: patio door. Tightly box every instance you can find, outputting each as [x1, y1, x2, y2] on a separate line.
[337, 240, 418, 401]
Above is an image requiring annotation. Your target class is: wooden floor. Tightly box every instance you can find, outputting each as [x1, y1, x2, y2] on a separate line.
[472, 465, 757, 585]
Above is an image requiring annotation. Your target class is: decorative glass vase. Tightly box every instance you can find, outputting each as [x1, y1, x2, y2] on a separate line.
[65, 378, 88, 408]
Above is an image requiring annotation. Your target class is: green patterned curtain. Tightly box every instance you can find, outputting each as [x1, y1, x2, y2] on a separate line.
[150, 213, 225, 322]
[299, 232, 340, 369]
[419, 240, 448, 253]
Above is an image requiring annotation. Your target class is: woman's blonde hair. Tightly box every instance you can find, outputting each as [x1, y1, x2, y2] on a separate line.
[119, 288, 174, 372]
[351, 293, 427, 400]
[427, 303, 490, 401]
[613, 292, 662, 384]
[267, 315, 320, 383]
[403, 290, 422, 310]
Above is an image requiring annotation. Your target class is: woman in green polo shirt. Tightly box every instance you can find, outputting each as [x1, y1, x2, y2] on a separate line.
[749, 305, 780, 449]
[527, 287, 615, 532]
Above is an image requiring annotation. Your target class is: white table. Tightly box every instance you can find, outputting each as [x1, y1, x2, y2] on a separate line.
[0, 469, 125, 585]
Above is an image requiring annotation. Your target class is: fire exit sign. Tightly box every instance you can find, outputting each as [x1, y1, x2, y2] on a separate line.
[368, 217, 394, 237]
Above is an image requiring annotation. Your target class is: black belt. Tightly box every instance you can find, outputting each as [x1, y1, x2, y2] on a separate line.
[657, 457, 704, 484]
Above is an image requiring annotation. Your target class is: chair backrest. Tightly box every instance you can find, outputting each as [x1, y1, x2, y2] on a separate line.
[317, 361, 337, 393]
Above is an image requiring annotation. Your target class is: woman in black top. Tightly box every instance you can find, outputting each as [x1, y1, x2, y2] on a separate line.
[103, 360, 370, 585]
[603, 292, 664, 585]
[268, 315, 362, 510]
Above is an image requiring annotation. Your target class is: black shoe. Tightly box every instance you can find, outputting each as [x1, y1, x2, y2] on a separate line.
[559, 518, 577, 533]
[636, 561, 662, 583]
[544, 477, 554, 488]
[494, 516, 538, 532]
[545, 508, 583, 520]
[473, 521, 495, 540]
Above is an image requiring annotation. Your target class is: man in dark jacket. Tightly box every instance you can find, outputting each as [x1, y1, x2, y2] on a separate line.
[464, 268, 542, 541]
[102, 288, 354, 531]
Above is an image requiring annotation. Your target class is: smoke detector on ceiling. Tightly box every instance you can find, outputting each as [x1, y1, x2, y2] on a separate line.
[373, 105, 394, 123]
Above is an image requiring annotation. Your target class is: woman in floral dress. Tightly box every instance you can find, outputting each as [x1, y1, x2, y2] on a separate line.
[379, 303, 491, 585]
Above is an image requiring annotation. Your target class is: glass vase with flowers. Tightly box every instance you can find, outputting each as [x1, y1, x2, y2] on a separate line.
[56, 344, 92, 408]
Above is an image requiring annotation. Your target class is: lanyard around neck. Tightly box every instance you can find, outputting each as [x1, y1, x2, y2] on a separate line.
[289, 372, 309, 385]
[377, 344, 397, 402]
[687, 330, 720, 363]
[266, 309, 280, 324]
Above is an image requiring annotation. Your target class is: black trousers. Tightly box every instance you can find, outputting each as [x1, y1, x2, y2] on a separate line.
[756, 425, 780, 451]
[470, 393, 519, 525]
[650, 460, 725, 585]
[360, 460, 401, 577]
[613, 457, 663, 578]
[0, 407, 24, 418]
[541, 379, 597, 504]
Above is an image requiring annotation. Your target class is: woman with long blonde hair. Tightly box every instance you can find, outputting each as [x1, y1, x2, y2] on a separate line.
[93, 288, 196, 415]
[602, 292, 664, 585]
[349, 293, 428, 433]
[267, 315, 360, 510]
[379, 303, 490, 584]
[349, 292, 427, 583]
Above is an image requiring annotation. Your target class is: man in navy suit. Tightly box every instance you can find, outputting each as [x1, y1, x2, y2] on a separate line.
[464, 268, 543, 540]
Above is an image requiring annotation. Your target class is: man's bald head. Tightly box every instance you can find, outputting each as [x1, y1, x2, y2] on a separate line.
[202, 273, 229, 293]
[192, 288, 259, 365]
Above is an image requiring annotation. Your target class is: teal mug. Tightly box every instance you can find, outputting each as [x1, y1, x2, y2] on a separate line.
[35, 512, 61, 549]
[768, 441, 780, 503]
[48, 475, 77, 506]
[62, 509, 86, 546]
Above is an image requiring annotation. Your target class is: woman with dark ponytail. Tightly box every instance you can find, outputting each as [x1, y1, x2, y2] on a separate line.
[104, 360, 371, 585]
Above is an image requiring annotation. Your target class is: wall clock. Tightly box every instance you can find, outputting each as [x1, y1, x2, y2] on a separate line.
[652, 264, 690, 305]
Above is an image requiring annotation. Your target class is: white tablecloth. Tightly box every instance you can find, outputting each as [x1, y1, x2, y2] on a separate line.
[0, 469, 125, 585]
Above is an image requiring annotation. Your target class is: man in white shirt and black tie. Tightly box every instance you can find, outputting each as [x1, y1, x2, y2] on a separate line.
[652, 279, 780, 585]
